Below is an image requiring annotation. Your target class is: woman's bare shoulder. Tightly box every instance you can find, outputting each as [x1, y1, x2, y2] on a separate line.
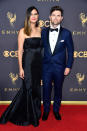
[19, 28, 24, 34]
[18, 28, 25, 37]
[18, 28, 25, 40]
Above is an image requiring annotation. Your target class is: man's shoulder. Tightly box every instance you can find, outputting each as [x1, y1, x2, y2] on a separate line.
[62, 27, 72, 34]
[42, 27, 49, 32]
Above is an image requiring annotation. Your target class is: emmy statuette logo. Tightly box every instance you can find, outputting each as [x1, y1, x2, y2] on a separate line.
[76, 73, 85, 85]
[7, 12, 16, 27]
[9, 73, 18, 85]
[80, 13, 87, 27]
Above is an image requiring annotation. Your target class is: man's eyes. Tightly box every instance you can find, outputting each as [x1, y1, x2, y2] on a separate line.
[52, 15, 61, 17]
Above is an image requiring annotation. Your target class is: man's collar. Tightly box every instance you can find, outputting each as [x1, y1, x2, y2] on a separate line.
[50, 24, 60, 31]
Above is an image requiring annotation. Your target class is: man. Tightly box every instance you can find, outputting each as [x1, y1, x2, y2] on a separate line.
[41, 6, 74, 121]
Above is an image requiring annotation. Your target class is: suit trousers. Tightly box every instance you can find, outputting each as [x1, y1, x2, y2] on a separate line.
[42, 63, 65, 112]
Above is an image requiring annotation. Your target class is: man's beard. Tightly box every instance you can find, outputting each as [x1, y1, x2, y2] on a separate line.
[51, 21, 59, 26]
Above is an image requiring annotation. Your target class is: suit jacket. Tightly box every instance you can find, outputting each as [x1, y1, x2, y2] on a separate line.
[41, 26, 74, 69]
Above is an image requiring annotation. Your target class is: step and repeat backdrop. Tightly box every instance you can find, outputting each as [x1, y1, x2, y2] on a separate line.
[0, 0, 87, 103]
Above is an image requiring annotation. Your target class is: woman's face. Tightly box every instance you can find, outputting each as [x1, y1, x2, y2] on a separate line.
[29, 9, 39, 24]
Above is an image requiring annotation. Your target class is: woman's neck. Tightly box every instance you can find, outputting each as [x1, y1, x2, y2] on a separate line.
[30, 23, 36, 30]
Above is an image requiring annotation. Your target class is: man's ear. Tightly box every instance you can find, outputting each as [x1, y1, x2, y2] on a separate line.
[61, 16, 63, 21]
[49, 15, 51, 20]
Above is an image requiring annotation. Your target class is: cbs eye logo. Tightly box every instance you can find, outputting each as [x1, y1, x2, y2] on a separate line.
[3, 51, 18, 57]
[74, 51, 87, 58]
[39, 20, 50, 27]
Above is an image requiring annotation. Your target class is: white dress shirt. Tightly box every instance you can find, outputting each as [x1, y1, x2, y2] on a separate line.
[49, 24, 60, 53]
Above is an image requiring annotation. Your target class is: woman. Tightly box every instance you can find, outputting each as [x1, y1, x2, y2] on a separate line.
[0, 6, 42, 127]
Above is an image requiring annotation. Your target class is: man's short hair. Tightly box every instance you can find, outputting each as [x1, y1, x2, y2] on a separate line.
[50, 6, 63, 16]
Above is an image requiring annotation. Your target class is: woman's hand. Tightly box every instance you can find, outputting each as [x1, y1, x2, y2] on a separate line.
[19, 68, 24, 79]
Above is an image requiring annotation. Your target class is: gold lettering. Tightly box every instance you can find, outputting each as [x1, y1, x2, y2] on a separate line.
[70, 88, 86, 92]
[11, 30, 16, 34]
[72, 31, 87, 36]
[83, 51, 87, 57]
[1, 30, 5, 34]
[6, 30, 10, 34]
[74, 51, 87, 58]
[10, 51, 15, 57]
[45, 20, 50, 27]
[78, 51, 83, 57]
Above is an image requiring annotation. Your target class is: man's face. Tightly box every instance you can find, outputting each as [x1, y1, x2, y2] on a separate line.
[49, 10, 63, 26]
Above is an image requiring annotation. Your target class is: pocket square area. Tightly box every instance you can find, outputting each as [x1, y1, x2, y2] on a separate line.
[60, 40, 64, 42]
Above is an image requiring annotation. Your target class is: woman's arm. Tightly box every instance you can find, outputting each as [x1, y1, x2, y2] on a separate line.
[18, 28, 25, 79]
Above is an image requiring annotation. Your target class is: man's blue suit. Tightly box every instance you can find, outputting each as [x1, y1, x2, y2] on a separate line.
[41, 26, 74, 112]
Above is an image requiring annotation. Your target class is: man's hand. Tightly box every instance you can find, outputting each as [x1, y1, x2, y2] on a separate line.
[64, 68, 70, 76]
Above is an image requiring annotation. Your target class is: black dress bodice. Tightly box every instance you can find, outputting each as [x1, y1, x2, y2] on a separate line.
[23, 37, 42, 49]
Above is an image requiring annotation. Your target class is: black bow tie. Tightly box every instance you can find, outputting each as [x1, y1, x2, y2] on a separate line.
[50, 28, 58, 32]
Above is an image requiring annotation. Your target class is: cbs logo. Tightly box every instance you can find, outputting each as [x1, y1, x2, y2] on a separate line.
[74, 51, 87, 58]
[39, 20, 50, 27]
[3, 51, 18, 57]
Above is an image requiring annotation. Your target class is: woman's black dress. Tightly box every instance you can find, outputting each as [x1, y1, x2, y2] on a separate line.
[0, 37, 42, 127]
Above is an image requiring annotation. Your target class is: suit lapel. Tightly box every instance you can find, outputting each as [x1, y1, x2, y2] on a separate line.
[46, 27, 52, 55]
[53, 26, 63, 55]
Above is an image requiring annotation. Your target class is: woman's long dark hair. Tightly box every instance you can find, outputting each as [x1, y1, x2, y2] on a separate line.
[24, 6, 39, 36]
